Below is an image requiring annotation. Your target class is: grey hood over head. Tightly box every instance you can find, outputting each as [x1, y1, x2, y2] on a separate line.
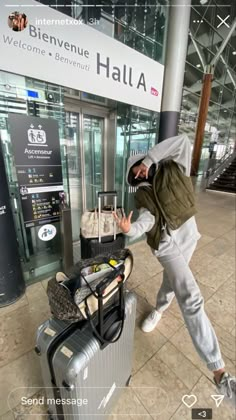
[126, 134, 192, 188]
[126, 153, 156, 187]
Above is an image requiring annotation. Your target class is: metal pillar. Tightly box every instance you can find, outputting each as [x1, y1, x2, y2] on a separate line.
[0, 139, 25, 307]
[158, 0, 191, 142]
[191, 66, 214, 176]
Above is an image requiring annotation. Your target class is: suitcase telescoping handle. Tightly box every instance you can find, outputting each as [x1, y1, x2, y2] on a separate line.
[84, 264, 125, 347]
[97, 191, 118, 198]
[98, 191, 117, 243]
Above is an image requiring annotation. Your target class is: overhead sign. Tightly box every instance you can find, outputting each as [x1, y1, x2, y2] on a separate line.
[9, 114, 63, 227]
[0, 0, 164, 112]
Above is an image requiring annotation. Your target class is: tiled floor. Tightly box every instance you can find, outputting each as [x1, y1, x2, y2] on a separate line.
[0, 190, 235, 420]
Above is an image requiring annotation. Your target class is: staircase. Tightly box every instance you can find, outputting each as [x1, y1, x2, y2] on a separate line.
[206, 156, 236, 194]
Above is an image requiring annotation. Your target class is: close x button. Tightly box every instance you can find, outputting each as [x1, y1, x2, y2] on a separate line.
[192, 408, 213, 419]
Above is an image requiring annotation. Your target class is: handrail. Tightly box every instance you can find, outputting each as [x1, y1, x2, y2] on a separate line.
[205, 147, 234, 177]
[205, 150, 236, 187]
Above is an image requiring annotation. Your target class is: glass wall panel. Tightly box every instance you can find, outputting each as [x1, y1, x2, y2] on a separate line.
[179, 1, 236, 174]
[83, 115, 104, 210]
[115, 104, 159, 242]
[37, 0, 168, 64]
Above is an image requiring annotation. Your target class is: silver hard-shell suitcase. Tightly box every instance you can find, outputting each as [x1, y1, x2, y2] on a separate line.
[36, 291, 136, 419]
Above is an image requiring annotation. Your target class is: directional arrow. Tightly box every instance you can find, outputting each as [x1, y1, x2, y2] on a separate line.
[211, 394, 225, 407]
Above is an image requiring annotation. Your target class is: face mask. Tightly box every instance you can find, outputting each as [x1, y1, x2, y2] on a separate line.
[134, 165, 156, 185]
[128, 161, 156, 186]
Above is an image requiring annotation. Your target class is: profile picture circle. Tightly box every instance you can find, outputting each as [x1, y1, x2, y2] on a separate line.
[8, 11, 28, 32]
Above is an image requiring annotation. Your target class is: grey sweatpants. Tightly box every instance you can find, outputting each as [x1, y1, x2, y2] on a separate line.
[155, 232, 225, 372]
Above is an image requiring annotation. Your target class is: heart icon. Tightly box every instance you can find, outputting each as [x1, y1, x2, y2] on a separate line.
[182, 394, 198, 408]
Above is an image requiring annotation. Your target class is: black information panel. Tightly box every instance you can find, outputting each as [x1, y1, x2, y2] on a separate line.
[16, 166, 63, 187]
[9, 115, 63, 227]
[20, 190, 61, 227]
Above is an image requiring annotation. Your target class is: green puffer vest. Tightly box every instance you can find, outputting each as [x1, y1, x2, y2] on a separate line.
[134, 160, 197, 250]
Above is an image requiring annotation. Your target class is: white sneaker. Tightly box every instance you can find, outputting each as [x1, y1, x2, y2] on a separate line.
[141, 310, 162, 333]
[215, 372, 236, 407]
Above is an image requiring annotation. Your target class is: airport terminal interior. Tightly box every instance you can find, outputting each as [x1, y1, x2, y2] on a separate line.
[0, 0, 235, 419]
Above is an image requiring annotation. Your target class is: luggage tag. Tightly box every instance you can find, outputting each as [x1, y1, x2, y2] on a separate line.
[60, 346, 73, 358]
[101, 275, 122, 296]
[83, 367, 88, 380]
[44, 327, 56, 337]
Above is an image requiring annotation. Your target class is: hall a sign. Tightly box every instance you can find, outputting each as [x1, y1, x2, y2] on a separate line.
[0, 0, 164, 112]
[97, 55, 148, 92]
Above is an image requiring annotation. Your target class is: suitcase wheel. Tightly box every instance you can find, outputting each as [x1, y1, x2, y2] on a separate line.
[34, 346, 41, 356]
[62, 379, 74, 391]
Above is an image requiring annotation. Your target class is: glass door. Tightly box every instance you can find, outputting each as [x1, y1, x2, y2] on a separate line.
[64, 106, 108, 262]
[83, 114, 104, 210]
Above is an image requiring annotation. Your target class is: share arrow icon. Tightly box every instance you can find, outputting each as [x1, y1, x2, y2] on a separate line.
[211, 394, 225, 407]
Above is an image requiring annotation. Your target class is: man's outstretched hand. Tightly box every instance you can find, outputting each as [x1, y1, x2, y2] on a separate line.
[112, 211, 133, 233]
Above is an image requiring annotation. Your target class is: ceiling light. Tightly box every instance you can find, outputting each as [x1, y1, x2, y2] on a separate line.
[196, 64, 201, 68]
[232, 51, 236, 55]
[200, 0, 208, 4]
[224, 110, 227, 112]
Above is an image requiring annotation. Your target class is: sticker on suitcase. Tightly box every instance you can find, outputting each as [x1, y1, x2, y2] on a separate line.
[97, 382, 116, 410]
[44, 327, 56, 337]
[83, 367, 88, 380]
[126, 299, 133, 315]
[60, 346, 74, 358]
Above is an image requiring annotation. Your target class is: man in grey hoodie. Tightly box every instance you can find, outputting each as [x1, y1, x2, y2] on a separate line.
[113, 134, 236, 406]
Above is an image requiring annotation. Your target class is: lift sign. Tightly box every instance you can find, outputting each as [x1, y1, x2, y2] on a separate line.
[38, 224, 57, 241]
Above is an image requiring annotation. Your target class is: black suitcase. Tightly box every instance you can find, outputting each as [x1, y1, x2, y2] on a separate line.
[80, 233, 125, 258]
[80, 191, 125, 259]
